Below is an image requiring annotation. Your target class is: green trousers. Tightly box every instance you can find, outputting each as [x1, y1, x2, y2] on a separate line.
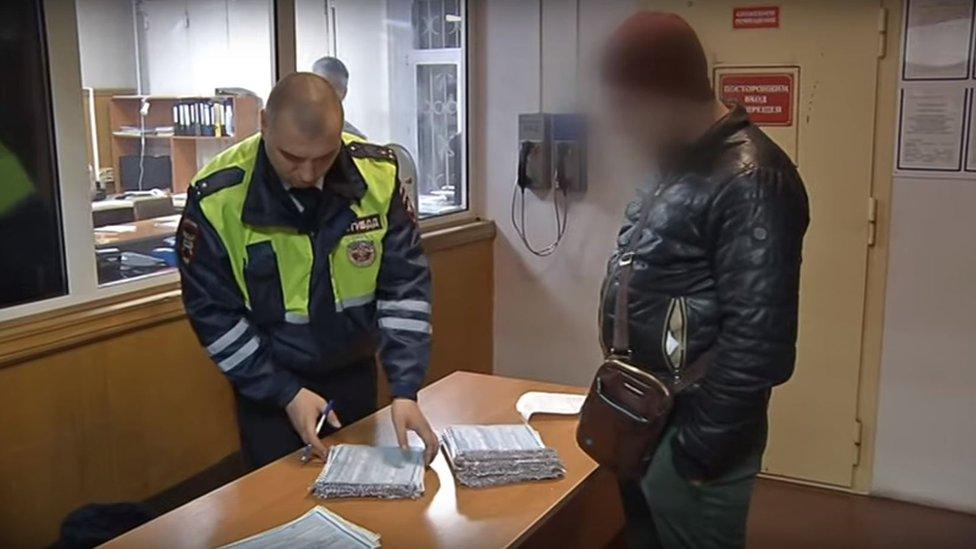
[618, 424, 766, 549]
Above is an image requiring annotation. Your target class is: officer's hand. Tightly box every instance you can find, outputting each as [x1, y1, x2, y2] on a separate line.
[391, 398, 439, 466]
[285, 388, 341, 461]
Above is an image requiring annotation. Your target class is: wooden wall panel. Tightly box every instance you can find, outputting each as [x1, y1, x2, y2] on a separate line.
[0, 319, 238, 548]
[0, 231, 493, 547]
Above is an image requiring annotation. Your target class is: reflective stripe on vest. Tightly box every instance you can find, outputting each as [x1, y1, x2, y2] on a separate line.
[195, 133, 396, 318]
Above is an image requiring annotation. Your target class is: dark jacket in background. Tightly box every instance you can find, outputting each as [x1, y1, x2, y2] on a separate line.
[600, 105, 810, 480]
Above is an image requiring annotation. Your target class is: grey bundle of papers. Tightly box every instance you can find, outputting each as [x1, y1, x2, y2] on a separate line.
[441, 424, 566, 488]
[313, 444, 426, 499]
[221, 506, 380, 549]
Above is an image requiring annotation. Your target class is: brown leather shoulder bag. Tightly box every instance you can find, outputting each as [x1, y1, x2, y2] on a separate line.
[576, 188, 713, 479]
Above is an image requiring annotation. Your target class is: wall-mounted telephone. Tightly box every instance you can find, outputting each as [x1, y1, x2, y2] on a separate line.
[517, 113, 551, 190]
[512, 112, 587, 257]
[550, 113, 586, 193]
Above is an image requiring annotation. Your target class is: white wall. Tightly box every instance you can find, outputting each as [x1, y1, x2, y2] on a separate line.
[872, 178, 976, 513]
[333, 0, 393, 142]
[295, 0, 332, 75]
[137, 0, 275, 101]
[481, 0, 639, 386]
[75, 0, 137, 89]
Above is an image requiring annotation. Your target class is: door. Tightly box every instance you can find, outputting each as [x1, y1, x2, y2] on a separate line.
[644, 0, 882, 487]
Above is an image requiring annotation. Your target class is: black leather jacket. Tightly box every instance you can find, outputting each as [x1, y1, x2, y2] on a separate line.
[600, 105, 809, 480]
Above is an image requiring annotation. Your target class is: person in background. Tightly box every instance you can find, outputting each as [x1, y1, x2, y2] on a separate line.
[0, 140, 62, 307]
[598, 12, 809, 548]
[177, 72, 438, 469]
[312, 56, 367, 140]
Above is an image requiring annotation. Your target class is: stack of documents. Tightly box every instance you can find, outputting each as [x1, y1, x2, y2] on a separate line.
[313, 444, 425, 500]
[222, 506, 380, 549]
[442, 424, 566, 488]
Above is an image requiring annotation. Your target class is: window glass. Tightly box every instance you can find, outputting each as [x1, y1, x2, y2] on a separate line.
[76, 0, 274, 285]
[413, 0, 462, 49]
[0, 1, 68, 309]
[295, 0, 468, 219]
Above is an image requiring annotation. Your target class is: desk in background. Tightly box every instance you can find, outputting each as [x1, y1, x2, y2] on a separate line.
[94, 214, 181, 283]
[94, 214, 181, 250]
[107, 372, 624, 548]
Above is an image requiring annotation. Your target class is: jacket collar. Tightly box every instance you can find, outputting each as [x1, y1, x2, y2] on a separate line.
[242, 139, 367, 229]
[664, 103, 751, 175]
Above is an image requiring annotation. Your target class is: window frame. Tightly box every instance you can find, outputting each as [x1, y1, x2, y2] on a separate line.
[0, 0, 479, 323]
[407, 0, 477, 229]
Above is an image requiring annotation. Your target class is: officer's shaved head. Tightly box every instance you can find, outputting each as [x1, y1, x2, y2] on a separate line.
[265, 72, 344, 137]
[262, 72, 345, 189]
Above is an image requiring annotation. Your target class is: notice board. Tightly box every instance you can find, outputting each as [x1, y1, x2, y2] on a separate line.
[896, 0, 976, 177]
[715, 65, 800, 163]
[718, 72, 794, 126]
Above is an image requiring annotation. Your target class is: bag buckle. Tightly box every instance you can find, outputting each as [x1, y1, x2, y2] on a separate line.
[608, 348, 632, 359]
[618, 252, 635, 266]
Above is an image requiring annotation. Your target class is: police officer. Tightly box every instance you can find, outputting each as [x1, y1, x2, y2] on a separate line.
[177, 73, 438, 468]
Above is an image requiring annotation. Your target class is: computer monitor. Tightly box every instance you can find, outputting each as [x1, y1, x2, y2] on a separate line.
[119, 155, 172, 191]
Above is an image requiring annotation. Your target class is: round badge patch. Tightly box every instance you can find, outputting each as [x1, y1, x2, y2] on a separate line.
[347, 239, 377, 268]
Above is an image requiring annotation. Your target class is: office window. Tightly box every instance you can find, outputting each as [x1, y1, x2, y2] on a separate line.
[76, 0, 274, 285]
[413, 0, 462, 49]
[0, 1, 68, 309]
[295, 0, 468, 219]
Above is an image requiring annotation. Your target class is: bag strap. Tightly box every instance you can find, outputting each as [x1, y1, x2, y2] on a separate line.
[611, 187, 657, 354]
[611, 184, 715, 391]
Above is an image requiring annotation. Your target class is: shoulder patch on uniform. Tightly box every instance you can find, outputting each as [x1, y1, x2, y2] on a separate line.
[345, 141, 397, 163]
[178, 218, 200, 265]
[399, 185, 418, 226]
[191, 167, 246, 199]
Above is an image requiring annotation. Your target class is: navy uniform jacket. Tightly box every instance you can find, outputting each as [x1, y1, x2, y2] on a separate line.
[177, 138, 431, 408]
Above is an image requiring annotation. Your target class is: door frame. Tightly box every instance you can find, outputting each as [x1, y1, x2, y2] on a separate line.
[850, 0, 902, 495]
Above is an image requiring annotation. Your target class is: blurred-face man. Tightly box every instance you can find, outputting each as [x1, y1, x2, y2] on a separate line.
[598, 12, 809, 549]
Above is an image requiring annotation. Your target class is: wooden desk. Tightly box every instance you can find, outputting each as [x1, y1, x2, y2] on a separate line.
[107, 372, 623, 548]
[94, 215, 181, 249]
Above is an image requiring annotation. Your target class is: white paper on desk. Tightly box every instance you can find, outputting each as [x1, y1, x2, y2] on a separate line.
[516, 391, 586, 422]
[154, 219, 179, 229]
[91, 199, 133, 211]
[220, 506, 380, 549]
[93, 224, 137, 233]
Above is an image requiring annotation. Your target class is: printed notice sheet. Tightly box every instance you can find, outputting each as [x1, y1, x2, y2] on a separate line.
[903, 0, 973, 80]
[897, 85, 967, 171]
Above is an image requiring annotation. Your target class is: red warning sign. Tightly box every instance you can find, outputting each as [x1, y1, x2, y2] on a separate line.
[733, 6, 780, 29]
[719, 73, 794, 126]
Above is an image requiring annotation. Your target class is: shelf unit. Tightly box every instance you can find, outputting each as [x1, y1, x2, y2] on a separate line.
[107, 94, 260, 194]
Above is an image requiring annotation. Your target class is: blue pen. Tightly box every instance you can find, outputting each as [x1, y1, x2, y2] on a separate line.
[300, 400, 336, 464]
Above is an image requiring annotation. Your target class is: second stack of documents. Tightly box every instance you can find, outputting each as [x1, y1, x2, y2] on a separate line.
[442, 424, 565, 488]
